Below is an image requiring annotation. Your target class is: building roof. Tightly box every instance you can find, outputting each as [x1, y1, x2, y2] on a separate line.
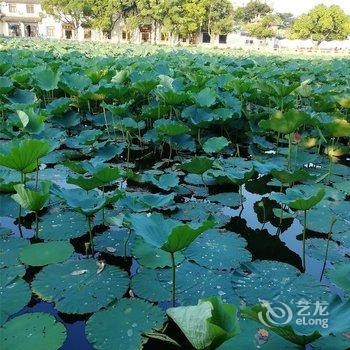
[4, 0, 41, 3]
[2, 15, 41, 23]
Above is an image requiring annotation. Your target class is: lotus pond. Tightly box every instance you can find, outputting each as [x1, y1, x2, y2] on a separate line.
[0, 38, 349, 350]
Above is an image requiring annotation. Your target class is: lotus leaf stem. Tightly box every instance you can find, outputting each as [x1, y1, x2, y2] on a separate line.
[320, 218, 336, 282]
[170, 252, 176, 307]
[288, 133, 292, 170]
[302, 210, 307, 272]
[87, 216, 94, 255]
[35, 212, 39, 239]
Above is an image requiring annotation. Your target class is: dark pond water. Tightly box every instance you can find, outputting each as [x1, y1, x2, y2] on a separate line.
[0, 178, 343, 350]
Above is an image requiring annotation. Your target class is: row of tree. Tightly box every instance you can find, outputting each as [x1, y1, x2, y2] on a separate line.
[42, 0, 350, 42]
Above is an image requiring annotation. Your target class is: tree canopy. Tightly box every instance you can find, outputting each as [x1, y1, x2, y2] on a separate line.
[290, 5, 350, 42]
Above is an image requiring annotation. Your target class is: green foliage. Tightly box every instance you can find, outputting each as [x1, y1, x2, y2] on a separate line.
[290, 5, 350, 42]
[167, 297, 240, 350]
[245, 14, 282, 39]
[233, 0, 272, 24]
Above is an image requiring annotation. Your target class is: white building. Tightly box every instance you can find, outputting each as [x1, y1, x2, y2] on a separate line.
[0, 0, 98, 40]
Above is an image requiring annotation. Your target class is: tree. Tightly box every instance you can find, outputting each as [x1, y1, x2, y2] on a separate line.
[88, 0, 135, 39]
[290, 5, 350, 42]
[41, 0, 92, 39]
[233, 0, 272, 24]
[277, 12, 294, 29]
[202, 0, 234, 38]
[245, 13, 281, 39]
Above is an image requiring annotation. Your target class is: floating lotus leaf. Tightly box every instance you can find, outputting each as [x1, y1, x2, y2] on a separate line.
[32, 259, 129, 314]
[0, 139, 51, 173]
[326, 262, 350, 293]
[131, 261, 238, 305]
[208, 168, 254, 186]
[167, 297, 240, 350]
[184, 229, 251, 270]
[86, 298, 165, 350]
[132, 237, 184, 268]
[334, 180, 350, 195]
[296, 206, 347, 235]
[311, 333, 350, 350]
[218, 317, 298, 349]
[203, 137, 230, 154]
[38, 211, 88, 241]
[19, 241, 74, 266]
[172, 201, 230, 227]
[11, 181, 51, 212]
[118, 192, 175, 212]
[178, 157, 214, 175]
[306, 238, 347, 263]
[0, 265, 31, 326]
[95, 228, 134, 257]
[0, 313, 66, 350]
[0, 235, 29, 268]
[147, 173, 179, 191]
[130, 212, 215, 253]
[232, 260, 329, 305]
[6, 89, 37, 106]
[208, 192, 241, 207]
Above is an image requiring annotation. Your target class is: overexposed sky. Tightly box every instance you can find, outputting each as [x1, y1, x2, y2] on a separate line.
[231, 0, 350, 15]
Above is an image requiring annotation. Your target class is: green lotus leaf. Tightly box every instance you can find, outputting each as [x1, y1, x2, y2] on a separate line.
[321, 118, 350, 138]
[148, 173, 179, 191]
[203, 137, 230, 154]
[94, 228, 134, 257]
[232, 260, 329, 305]
[132, 237, 184, 268]
[184, 229, 251, 270]
[178, 157, 214, 175]
[326, 262, 350, 293]
[311, 333, 350, 350]
[0, 139, 51, 173]
[0, 265, 31, 326]
[241, 304, 321, 346]
[130, 212, 215, 253]
[208, 192, 241, 207]
[270, 169, 316, 185]
[11, 181, 51, 212]
[0, 235, 29, 268]
[154, 119, 190, 136]
[118, 192, 175, 212]
[271, 186, 325, 211]
[0, 77, 14, 94]
[46, 97, 71, 117]
[32, 259, 129, 314]
[306, 238, 346, 264]
[86, 298, 165, 350]
[333, 180, 350, 195]
[208, 167, 254, 186]
[19, 241, 74, 266]
[65, 129, 102, 148]
[114, 117, 145, 132]
[258, 110, 312, 134]
[0, 313, 67, 350]
[218, 317, 299, 349]
[192, 87, 217, 107]
[59, 73, 92, 95]
[156, 87, 188, 105]
[6, 89, 37, 106]
[16, 108, 46, 134]
[167, 297, 240, 350]
[38, 211, 88, 241]
[67, 166, 122, 191]
[53, 187, 124, 216]
[34, 68, 60, 91]
[131, 262, 238, 305]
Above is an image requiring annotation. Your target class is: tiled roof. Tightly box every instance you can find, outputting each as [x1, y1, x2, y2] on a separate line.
[2, 15, 41, 22]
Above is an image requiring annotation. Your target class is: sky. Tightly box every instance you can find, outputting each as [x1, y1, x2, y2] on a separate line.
[231, 0, 350, 15]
